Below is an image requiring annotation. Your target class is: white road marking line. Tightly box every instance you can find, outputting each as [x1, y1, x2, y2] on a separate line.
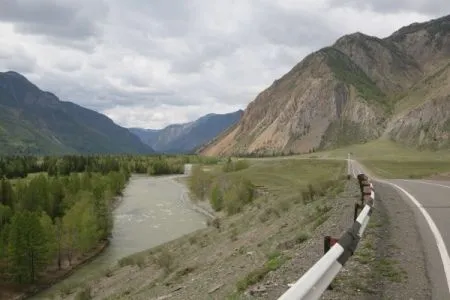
[400, 179, 450, 190]
[377, 179, 450, 295]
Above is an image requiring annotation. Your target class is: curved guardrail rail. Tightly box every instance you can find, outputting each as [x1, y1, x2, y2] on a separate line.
[277, 156, 375, 300]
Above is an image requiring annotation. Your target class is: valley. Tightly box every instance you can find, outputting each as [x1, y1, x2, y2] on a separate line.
[0, 9, 449, 300]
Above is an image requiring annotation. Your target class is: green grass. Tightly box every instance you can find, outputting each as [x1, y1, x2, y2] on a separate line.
[361, 160, 450, 179]
[373, 258, 407, 283]
[307, 138, 450, 160]
[297, 139, 450, 179]
[236, 252, 288, 292]
[192, 158, 346, 218]
[227, 159, 345, 198]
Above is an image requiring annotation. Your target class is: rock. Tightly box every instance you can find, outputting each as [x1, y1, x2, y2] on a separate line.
[170, 286, 184, 292]
[208, 284, 223, 294]
[249, 285, 268, 295]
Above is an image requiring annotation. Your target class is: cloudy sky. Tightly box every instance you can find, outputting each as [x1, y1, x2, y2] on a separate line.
[0, 0, 448, 129]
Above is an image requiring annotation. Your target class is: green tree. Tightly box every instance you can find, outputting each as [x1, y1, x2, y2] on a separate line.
[0, 204, 12, 227]
[78, 201, 100, 252]
[23, 175, 49, 212]
[62, 203, 80, 266]
[39, 212, 57, 265]
[54, 217, 64, 270]
[8, 211, 48, 283]
[49, 178, 65, 219]
[0, 178, 14, 208]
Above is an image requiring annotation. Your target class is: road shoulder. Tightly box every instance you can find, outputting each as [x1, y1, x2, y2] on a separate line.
[370, 182, 431, 299]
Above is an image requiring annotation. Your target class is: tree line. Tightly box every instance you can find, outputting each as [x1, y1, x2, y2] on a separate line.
[0, 154, 219, 179]
[0, 154, 203, 286]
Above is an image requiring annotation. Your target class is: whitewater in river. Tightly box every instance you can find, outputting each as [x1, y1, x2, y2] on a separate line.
[33, 174, 207, 299]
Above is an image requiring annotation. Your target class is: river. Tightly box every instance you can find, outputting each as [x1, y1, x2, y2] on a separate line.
[32, 174, 207, 299]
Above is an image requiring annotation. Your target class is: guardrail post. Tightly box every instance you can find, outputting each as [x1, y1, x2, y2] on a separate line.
[353, 203, 362, 222]
[353, 173, 370, 221]
[323, 236, 338, 290]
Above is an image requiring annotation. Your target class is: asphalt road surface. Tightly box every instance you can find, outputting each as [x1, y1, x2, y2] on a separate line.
[349, 159, 450, 300]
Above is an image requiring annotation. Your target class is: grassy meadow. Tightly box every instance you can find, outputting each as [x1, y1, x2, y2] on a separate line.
[300, 139, 450, 179]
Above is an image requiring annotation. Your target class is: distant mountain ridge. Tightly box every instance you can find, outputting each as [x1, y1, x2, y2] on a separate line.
[0, 71, 154, 155]
[129, 110, 243, 153]
[200, 14, 450, 156]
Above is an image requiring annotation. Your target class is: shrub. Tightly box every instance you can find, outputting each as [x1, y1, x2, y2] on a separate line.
[258, 207, 280, 223]
[207, 217, 221, 230]
[209, 182, 223, 211]
[234, 160, 250, 171]
[295, 232, 310, 244]
[75, 286, 91, 300]
[230, 227, 238, 241]
[156, 248, 174, 273]
[118, 255, 145, 268]
[222, 159, 250, 172]
[188, 165, 212, 201]
[236, 253, 287, 291]
[188, 235, 197, 245]
[278, 198, 291, 212]
[118, 256, 134, 267]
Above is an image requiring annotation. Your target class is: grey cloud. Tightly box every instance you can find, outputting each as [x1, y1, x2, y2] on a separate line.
[34, 72, 201, 112]
[55, 61, 82, 72]
[1, 57, 36, 74]
[170, 39, 239, 74]
[0, 0, 107, 43]
[254, 3, 341, 49]
[121, 0, 193, 37]
[167, 2, 338, 74]
[122, 74, 151, 88]
[327, 0, 450, 15]
[0, 46, 37, 73]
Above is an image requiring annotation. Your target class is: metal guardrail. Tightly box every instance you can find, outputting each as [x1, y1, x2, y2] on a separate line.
[277, 156, 375, 300]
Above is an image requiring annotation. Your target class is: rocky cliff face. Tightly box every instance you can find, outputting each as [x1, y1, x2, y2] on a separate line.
[200, 14, 450, 156]
[386, 60, 450, 149]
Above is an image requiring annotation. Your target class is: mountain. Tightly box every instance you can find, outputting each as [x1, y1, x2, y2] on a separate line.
[129, 110, 243, 153]
[0, 71, 154, 155]
[200, 14, 450, 156]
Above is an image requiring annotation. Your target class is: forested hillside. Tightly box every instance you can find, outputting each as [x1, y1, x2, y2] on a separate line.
[0, 71, 153, 155]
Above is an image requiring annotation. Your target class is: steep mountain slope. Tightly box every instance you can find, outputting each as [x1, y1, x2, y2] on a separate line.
[386, 60, 450, 149]
[0, 71, 153, 155]
[130, 110, 243, 153]
[200, 14, 450, 156]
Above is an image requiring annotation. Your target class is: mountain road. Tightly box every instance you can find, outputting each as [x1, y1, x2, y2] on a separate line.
[350, 159, 450, 300]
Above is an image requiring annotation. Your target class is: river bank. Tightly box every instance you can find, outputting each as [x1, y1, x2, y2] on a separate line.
[31, 174, 207, 299]
[1, 192, 127, 300]
[9, 241, 109, 300]
[173, 175, 216, 220]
